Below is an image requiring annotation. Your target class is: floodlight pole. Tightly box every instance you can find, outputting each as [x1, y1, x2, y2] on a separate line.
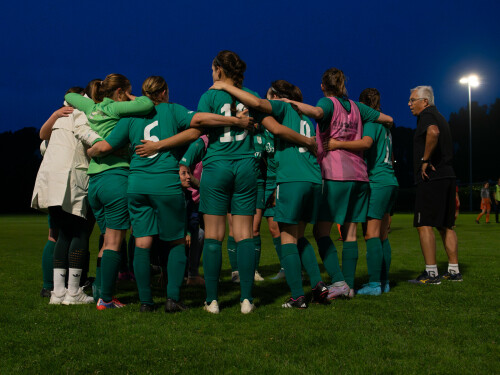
[468, 83, 473, 211]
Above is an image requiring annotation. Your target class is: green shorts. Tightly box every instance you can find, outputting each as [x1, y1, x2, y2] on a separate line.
[274, 182, 321, 225]
[128, 191, 186, 241]
[200, 158, 257, 216]
[256, 181, 265, 210]
[88, 169, 130, 233]
[263, 179, 277, 218]
[367, 185, 398, 220]
[318, 180, 369, 225]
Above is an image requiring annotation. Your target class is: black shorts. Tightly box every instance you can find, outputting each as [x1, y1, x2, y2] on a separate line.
[414, 178, 456, 228]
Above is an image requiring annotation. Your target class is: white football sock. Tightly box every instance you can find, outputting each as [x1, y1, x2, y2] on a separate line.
[425, 265, 438, 278]
[448, 264, 460, 274]
[68, 268, 82, 295]
[53, 268, 67, 296]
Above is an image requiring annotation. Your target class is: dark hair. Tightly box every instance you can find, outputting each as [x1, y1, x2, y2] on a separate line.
[269, 80, 303, 102]
[268, 80, 303, 116]
[92, 73, 131, 103]
[142, 76, 168, 105]
[213, 50, 246, 89]
[321, 68, 348, 99]
[65, 87, 84, 96]
[359, 88, 381, 111]
[85, 79, 102, 102]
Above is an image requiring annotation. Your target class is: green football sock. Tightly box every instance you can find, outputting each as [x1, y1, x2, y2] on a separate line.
[203, 239, 222, 303]
[100, 249, 122, 302]
[133, 247, 152, 305]
[128, 235, 135, 274]
[167, 244, 187, 301]
[42, 240, 55, 289]
[237, 238, 255, 302]
[342, 241, 359, 289]
[366, 238, 383, 283]
[381, 239, 392, 284]
[93, 257, 101, 302]
[317, 236, 344, 283]
[281, 244, 304, 299]
[297, 237, 322, 287]
[272, 236, 282, 263]
[227, 236, 238, 272]
[119, 238, 128, 273]
[254, 235, 262, 270]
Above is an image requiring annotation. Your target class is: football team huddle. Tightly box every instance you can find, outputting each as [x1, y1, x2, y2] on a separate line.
[32, 50, 399, 314]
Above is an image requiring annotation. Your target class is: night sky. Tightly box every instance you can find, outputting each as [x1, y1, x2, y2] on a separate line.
[1, 0, 499, 133]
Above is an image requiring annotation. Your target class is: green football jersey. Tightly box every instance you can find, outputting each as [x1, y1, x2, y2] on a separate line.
[180, 137, 207, 168]
[362, 122, 398, 186]
[265, 100, 322, 185]
[264, 128, 277, 181]
[254, 127, 267, 183]
[105, 103, 195, 195]
[65, 94, 154, 175]
[197, 87, 259, 165]
[316, 97, 380, 132]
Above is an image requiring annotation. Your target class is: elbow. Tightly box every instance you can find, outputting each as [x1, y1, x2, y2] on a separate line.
[313, 108, 323, 119]
[190, 114, 203, 128]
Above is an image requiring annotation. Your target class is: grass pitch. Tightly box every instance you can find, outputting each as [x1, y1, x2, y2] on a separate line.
[0, 213, 498, 374]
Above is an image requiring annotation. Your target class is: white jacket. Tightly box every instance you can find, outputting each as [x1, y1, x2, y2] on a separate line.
[31, 106, 101, 218]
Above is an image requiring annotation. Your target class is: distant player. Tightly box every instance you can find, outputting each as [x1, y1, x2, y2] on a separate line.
[476, 182, 491, 224]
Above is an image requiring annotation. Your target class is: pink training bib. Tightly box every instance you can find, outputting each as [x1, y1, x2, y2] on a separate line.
[316, 97, 368, 182]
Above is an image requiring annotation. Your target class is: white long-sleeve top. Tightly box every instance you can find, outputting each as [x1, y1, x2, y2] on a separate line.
[31, 106, 102, 218]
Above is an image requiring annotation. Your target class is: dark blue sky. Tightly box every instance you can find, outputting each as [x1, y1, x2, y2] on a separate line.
[1, 0, 499, 133]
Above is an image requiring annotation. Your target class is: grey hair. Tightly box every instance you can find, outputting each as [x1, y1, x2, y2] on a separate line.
[411, 86, 434, 106]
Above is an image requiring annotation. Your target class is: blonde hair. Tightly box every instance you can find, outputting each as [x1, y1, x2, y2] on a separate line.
[142, 76, 168, 105]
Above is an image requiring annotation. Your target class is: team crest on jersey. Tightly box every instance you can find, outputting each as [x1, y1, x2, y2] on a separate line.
[89, 110, 106, 120]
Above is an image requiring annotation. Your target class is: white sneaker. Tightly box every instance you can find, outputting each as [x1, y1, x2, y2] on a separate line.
[231, 271, 240, 283]
[254, 271, 264, 282]
[270, 268, 286, 280]
[49, 289, 67, 305]
[203, 300, 220, 314]
[62, 287, 94, 305]
[240, 299, 256, 314]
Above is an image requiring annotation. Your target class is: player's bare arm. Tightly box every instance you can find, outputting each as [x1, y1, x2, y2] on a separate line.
[261, 116, 317, 156]
[325, 136, 373, 152]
